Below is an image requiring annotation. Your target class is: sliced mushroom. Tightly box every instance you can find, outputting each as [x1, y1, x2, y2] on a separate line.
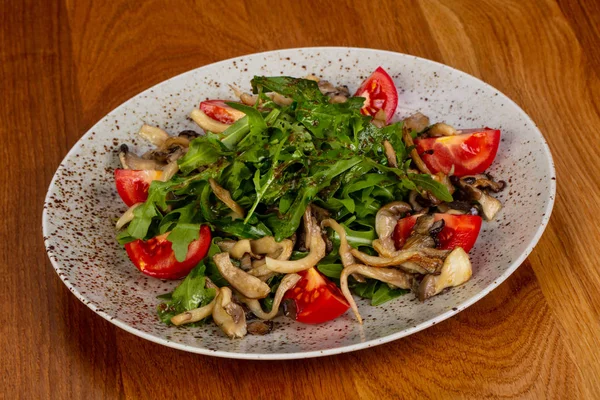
[238, 273, 302, 320]
[321, 219, 354, 267]
[340, 264, 414, 324]
[160, 160, 179, 182]
[427, 123, 458, 137]
[209, 178, 245, 219]
[212, 287, 247, 338]
[403, 112, 430, 133]
[217, 240, 237, 253]
[265, 212, 326, 274]
[461, 174, 506, 193]
[250, 236, 293, 259]
[115, 202, 141, 230]
[402, 214, 436, 249]
[213, 253, 270, 299]
[417, 247, 472, 301]
[372, 201, 411, 257]
[227, 239, 258, 260]
[403, 125, 431, 174]
[383, 140, 398, 168]
[239, 254, 253, 271]
[118, 144, 165, 170]
[138, 124, 170, 146]
[247, 320, 274, 335]
[350, 247, 449, 274]
[452, 176, 503, 221]
[190, 108, 230, 133]
[171, 289, 219, 326]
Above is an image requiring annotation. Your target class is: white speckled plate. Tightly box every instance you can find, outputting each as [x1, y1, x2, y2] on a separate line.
[42, 47, 555, 359]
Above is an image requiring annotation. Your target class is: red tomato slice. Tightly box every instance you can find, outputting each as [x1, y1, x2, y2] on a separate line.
[394, 214, 482, 252]
[283, 267, 349, 324]
[414, 129, 500, 176]
[125, 225, 211, 280]
[353, 67, 398, 123]
[115, 169, 162, 207]
[200, 100, 246, 124]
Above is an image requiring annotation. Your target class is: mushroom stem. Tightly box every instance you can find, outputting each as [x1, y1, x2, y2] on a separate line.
[372, 201, 411, 257]
[350, 247, 449, 274]
[213, 253, 271, 299]
[171, 289, 219, 326]
[190, 108, 230, 133]
[238, 274, 302, 320]
[115, 202, 141, 230]
[383, 140, 398, 168]
[212, 287, 247, 338]
[209, 178, 245, 219]
[403, 125, 431, 174]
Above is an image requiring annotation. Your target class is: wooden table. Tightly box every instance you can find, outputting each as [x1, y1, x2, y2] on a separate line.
[2, 0, 599, 398]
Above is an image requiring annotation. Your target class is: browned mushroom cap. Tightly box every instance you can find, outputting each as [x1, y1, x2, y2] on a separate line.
[372, 201, 411, 257]
[190, 108, 230, 133]
[265, 210, 326, 273]
[237, 274, 302, 320]
[403, 112, 430, 133]
[416, 247, 472, 301]
[340, 264, 414, 324]
[461, 174, 506, 193]
[212, 287, 247, 338]
[209, 178, 245, 219]
[403, 125, 432, 174]
[171, 287, 220, 326]
[350, 247, 449, 274]
[213, 253, 270, 299]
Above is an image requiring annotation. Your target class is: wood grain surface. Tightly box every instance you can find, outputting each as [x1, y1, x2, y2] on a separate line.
[1, 0, 599, 398]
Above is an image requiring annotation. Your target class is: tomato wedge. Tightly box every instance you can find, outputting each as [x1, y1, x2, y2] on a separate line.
[200, 100, 246, 124]
[394, 214, 482, 252]
[125, 225, 211, 280]
[115, 169, 162, 207]
[283, 267, 349, 324]
[414, 129, 500, 176]
[354, 67, 398, 123]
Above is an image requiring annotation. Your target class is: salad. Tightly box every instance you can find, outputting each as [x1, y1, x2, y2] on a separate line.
[114, 67, 505, 338]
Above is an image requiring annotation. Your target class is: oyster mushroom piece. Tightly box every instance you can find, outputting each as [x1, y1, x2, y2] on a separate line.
[238, 274, 302, 320]
[453, 176, 503, 221]
[138, 124, 169, 146]
[118, 144, 165, 170]
[350, 247, 449, 274]
[383, 140, 398, 168]
[209, 178, 245, 219]
[403, 125, 432, 174]
[212, 287, 247, 338]
[340, 264, 414, 324]
[417, 247, 472, 301]
[171, 289, 219, 326]
[250, 237, 294, 260]
[265, 211, 326, 274]
[427, 123, 458, 137]
[403, 112, 430, 133]
[372, 201, 411, 257]
[115, 203, 141, 230]
[213, 253, 270, 299]
[321, 219, 354, 267]
[190, 108, 231, 133]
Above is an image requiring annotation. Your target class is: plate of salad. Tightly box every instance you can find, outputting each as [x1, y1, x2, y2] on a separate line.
[43, 47, 555, 359]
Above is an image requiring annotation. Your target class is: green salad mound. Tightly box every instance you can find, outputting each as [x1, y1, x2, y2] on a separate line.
[117, 76, 453, 324]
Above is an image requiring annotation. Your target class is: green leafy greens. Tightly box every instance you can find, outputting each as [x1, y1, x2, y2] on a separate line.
[120, 75, 453, 310]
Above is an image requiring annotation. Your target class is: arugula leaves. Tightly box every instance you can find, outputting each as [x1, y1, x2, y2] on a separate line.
[157, 263, 216, 324]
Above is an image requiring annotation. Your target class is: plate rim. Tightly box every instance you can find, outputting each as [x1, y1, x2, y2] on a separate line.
[42, 46, 556, 360]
